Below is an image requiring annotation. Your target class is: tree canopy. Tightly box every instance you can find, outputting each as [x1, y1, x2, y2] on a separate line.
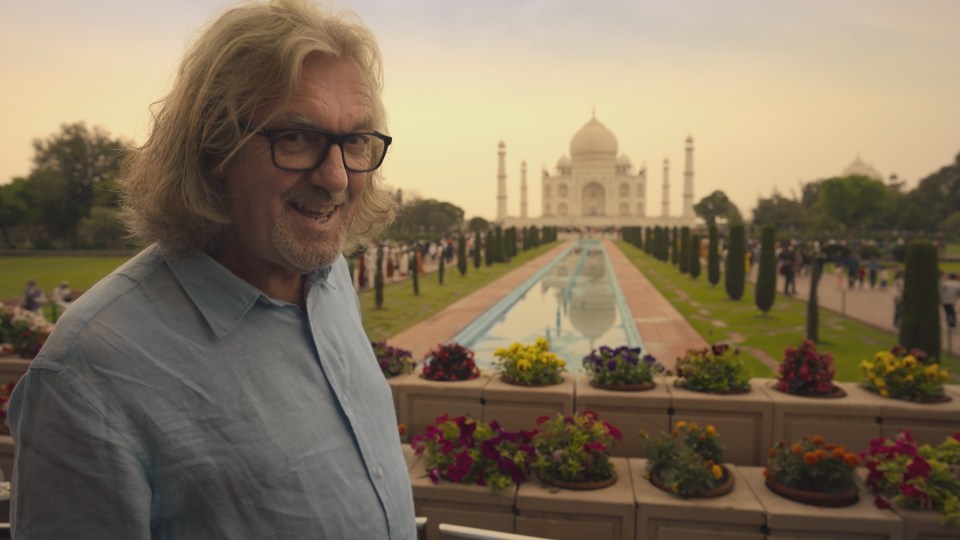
[694, 190, 742, 227]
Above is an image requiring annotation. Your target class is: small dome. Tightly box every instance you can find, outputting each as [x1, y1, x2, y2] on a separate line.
[570, 116, 618, 158]
[616, 154, 631, 166]
[557, 155, 571, 167]
[841, 156, 883, 181]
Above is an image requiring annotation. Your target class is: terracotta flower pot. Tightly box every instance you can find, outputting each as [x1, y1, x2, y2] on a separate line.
[765, 476, 859, 508]
[649, 465, 735, 499]
[773, 384, 847, 399]
[589, 380, 656, 392]
[541, 471, 618, 491]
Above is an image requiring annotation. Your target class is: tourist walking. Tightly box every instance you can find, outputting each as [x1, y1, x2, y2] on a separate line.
[893, 270, 905, 327]
[941, 273, 960, 330]
[22, 279, 45, 313]
[8, 2, 415, 538]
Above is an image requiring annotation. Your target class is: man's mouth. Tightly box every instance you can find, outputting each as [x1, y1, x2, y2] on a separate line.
[290, 201, 338, 220]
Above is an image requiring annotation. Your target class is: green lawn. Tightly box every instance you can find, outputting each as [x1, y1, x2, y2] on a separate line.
[0, 255, 131, 302]
[359, 244, 558, 342]
[615, 242, 960, 383]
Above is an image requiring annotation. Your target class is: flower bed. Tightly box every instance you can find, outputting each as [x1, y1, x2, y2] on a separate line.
[764, 435, 860, 507]
[494, 338, 565, 387]
[860, 345, 950, 402]
[582, 345, 663, 390]
[674, 343, 750, 394]
[774, 339, 844, 397]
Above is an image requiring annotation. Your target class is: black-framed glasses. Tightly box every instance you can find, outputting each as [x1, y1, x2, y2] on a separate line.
[256, 128, 392, 173]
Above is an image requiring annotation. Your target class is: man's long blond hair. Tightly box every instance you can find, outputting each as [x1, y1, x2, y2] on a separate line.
[120, 0, 396, 259]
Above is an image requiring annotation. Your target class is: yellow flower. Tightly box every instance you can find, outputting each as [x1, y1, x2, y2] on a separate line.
[674, 421, 687, 430]
[903, 356, 917, 368]
[705, 425, 716, 436]
[710, 464, 723, 480]
[516, 359, 531, 371]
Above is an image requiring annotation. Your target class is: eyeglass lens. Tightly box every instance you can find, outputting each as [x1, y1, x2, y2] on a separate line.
[270, 130, 386, 172]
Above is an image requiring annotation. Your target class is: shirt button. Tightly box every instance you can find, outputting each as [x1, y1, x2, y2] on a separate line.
[377, 467, 384, 478]
[342, 396, 349, 406]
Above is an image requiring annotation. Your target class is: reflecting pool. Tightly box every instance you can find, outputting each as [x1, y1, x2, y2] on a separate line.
[451, 240, 642, 371]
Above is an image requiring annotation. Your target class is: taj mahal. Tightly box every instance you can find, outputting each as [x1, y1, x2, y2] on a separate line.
[496, 112, 697, 230]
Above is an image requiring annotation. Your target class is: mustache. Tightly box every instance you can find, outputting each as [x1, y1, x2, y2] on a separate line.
[282, 185, 349, 206]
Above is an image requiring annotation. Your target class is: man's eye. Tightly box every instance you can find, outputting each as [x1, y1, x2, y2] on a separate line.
[343, 134, 370, 147]
[278, 131, 313, 144]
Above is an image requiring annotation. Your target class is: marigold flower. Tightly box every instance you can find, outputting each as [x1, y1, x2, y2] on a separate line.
[710, 463, 723, 480]
[803, 451, 819, 465]
[792, 443, 803, 455]
[811, 435, 825, 445]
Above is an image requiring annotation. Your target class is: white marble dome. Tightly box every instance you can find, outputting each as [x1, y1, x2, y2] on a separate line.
[841, 156, 883, 181]
[570, 116, 618, 158]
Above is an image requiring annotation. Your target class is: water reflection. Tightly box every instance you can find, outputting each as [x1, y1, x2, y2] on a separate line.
[469, 244, 627, 371]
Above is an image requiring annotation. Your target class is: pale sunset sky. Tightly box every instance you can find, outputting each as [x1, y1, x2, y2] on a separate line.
[3, 0, 959, 222]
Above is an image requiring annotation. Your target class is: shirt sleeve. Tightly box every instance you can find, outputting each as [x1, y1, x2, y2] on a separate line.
[9, 366, 153, 540]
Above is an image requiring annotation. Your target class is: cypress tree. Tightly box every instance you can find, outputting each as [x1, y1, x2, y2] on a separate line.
[374, 245, 384, 309]
[755, 226, 776, 315]
[494, 226, 503, 262]
[708, 225, 720, 286]
[410, 251, 419, 296]
[689, 234, 701, 279]
[474, 230, 482, 268]
[457, 235, 467, 276]
[522, 226, 529, 251]
[485, 230, 494, 266]
[530, 226, 540, 247]
[679, 226, 690, 274]
[725, 224, 745, 301]
[671, 227, 680, 266]
[807, 255, 823, 342]
[438, 249, 445, 285]
[898, 241, 941, 358]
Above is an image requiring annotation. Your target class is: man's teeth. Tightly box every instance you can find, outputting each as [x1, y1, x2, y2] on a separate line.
[295, 203, 335, 214]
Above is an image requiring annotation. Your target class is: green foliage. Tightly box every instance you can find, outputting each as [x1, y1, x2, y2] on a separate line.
[467, 216, 489, 233]
[494, 226, 503, 262]
[474, 230, 482, 268]
[708, 225, 720, 286]
[754, 226, 777, 315]
[766, 436, 859, 494]
[694, 190, 743, 227]
[860, 346, 949, 401]
[437, 251, 445, 285]
[679, 226, 690, 274]
[898, 241, 940, 358]
[689, 234, 701, 279]
[671, 227, 679, 266]
[581, 345, 664, 386]
[493, 337, 565, 386]
[410, 252, 419, 296]
[370, 340, 415, 377]
[725, 224, 745, 301]
[484, 230, 494, 266]
[412, 416, 533, 491]
[675, 343, 751, 393]
[457, 235, 467, 277]
[392, 198, 465, 237]
[817, 175, 892, 234]
[645, 421, 726, 498]
[532, 412, 621, 483]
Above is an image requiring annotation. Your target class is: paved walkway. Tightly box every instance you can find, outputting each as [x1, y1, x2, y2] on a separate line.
[769, 268, 959, 356]
[386, 240, 707, 369]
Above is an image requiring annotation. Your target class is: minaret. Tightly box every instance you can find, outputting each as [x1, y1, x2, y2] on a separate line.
[497, 141, 507, 221]
[683, 135, 695, 220]
[661, 158, 670, 218]
[520, 161, 528, 219]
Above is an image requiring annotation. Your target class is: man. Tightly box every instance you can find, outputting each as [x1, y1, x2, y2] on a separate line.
[9, 1, 415, 538]
[941, 273, 960, 330]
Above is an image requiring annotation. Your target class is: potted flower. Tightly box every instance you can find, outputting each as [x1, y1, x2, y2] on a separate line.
[582, 345, 664, 391]
[644, 420, 734, 498]
[411, 414, 534, 491]
[764, 435, 860, 507]
[371, 340, 415, 378]
[493, 337, 566, 387]
[863, 430, 960, 525]
[674, 343, 750, 394]
[859, 345, 951, 402]
[774, 339, 844, 398]
[422, 342, 480, 382]
[2, 305, 53, 359]
[530, 411, 622, 489]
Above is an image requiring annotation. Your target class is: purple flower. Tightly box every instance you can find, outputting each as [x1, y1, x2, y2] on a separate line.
[607, 360, 618, 371]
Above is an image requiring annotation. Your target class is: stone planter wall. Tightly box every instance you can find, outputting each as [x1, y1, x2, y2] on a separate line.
[480, 374, 575, 433]
[756, 378, 882, 455]
[395, 368, 491, 443]
[573, 375, 671, 458]
[740, 466, 903, 540]
[667, 379, 774, 466]
[630, 458, 767, 540]
[514, 457, 634, 540]
[841, 384, 960, 447]
[0, 356, 30, 386]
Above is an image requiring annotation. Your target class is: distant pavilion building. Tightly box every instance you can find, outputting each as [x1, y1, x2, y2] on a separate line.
[497, 112, 697, 229]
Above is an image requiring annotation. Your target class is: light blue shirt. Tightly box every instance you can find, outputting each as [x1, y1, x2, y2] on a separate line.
[9, 244, 415, 539]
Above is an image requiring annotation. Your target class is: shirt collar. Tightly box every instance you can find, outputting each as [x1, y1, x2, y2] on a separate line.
[163, 250, 334, 339]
